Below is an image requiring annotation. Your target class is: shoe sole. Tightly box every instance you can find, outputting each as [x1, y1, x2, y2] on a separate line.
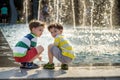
[43, 67, 55, 69]
[20, 66, 39, 69]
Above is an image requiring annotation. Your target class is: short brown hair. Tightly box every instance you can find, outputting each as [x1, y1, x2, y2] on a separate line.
[29, 20, 45, 31]
[48, 23, 63, 31]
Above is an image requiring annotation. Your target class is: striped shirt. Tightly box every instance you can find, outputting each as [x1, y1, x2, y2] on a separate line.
[54, 35, 75, 59]
[13, 33, 37, 57]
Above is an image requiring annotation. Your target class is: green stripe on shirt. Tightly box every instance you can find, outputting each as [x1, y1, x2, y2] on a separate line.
[13, 52, 26, 57]
[31, 41, 37, 47]
[15, 41, 29, 49]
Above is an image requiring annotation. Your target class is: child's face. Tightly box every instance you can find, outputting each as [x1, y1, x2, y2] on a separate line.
[49, 28, 62, 38]
[32, 26, 44, 37]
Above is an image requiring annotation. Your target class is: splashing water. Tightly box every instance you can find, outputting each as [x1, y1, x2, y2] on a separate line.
[0, 24, 120, 65]
[0, 0, 120, 65]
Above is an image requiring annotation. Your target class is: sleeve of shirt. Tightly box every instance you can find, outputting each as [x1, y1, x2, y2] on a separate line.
[31, 38, 37, 47]
[54, 37, 60, 46]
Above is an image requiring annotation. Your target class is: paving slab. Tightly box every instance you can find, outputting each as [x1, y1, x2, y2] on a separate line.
[0, 66, 120, 80]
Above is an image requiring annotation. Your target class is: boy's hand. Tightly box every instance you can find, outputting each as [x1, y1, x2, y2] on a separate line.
[38, 56, 42, 61]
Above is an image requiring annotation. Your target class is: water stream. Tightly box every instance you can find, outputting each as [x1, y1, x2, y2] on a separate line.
[0, 24, 120, 65]
[0, 0, 120, 65]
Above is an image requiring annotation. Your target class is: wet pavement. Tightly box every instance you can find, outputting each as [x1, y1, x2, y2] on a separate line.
[0, 29, 19, 67]
[0, 66, 120, 80]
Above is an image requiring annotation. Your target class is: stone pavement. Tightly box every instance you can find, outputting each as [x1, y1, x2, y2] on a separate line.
[0, 66, 120, 80]
[0, 29, 19, 67]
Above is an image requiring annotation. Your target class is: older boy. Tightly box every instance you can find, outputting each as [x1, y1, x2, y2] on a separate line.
[44, 23, 75, 70]
[13, 20, 45, 69]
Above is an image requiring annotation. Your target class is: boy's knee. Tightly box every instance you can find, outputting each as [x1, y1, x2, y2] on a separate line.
[36, 45, 44, 53]
[48, 44, 54, 49]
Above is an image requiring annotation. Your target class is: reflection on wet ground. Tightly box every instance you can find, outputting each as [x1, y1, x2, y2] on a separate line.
[0, 29, 19, 67]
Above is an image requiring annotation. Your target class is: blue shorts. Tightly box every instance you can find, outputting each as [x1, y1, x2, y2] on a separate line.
[51, 46, 72, 64]
[2, 14, 7, 19]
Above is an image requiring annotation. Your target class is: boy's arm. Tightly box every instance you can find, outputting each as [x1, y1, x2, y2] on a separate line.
[31, 38, 37, 47]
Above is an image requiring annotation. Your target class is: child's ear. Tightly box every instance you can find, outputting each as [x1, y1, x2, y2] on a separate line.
[32, 27, 36, 32]
[32, 27, 34, 31]
[60, 29, 63, 33]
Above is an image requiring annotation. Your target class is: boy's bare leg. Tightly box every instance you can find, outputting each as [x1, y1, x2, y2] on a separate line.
[29, 45, 44, 62]
[2, 19, 3, 23]
[48, 44, 54, 64]
[5, 19, 6, 23]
